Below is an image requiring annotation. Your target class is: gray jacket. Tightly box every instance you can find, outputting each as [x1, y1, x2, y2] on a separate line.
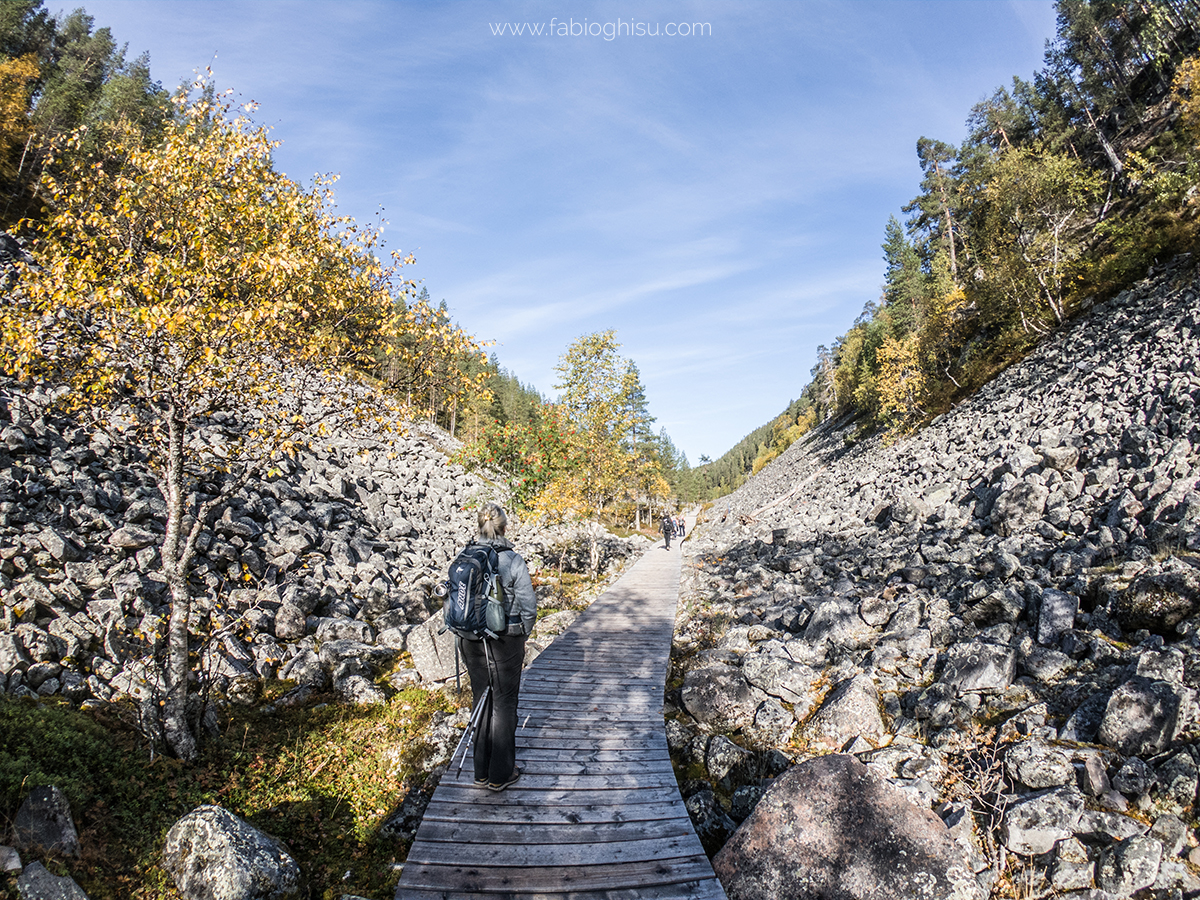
[476, 537, 538, 635]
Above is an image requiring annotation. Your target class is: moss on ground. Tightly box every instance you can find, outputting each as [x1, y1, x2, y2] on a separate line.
[0, 685, 454, 900]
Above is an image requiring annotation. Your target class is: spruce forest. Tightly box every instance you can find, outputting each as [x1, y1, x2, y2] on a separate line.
[704, 0, 1200, 496]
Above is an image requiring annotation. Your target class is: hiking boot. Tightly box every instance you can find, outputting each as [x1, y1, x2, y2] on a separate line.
[473, 776, 488, 786]
[488, 767, 521, 792]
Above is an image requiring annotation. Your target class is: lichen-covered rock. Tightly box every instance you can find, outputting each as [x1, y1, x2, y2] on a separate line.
[681, 664, 764, 732]
[741, 654, 819, 713]
[1110, 561, 1200, 634]
[940, 641, 1016, 695]
[685, 788, 737, 857]
[1050, 837, 1094, 891]
[1096, 834, 1162, 896]
[713, 754, 980, 900]
[800, 674, 888, 750]
[1002, 786, 1085, 855]
[1097, 676, 1182, 757]
[990, 480, 1049, 536]
[162, 805, 302, 900]
[16, 861, 90, 900]
[1004, 740, 1073, 790]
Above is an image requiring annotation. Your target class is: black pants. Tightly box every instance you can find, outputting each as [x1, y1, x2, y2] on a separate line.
[458, 633, 526, 784]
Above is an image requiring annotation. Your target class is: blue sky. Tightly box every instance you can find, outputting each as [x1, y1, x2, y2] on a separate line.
[77, 0, 1058, 463]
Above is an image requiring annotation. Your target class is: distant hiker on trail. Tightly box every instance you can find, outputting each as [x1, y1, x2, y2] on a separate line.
[661, 514, 675, 550]
[676, 515, 685, 538]
[458, 503, 537, 791]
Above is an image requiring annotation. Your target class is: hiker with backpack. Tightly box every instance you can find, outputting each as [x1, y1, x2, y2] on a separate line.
[444, 502, 537, 791]
[661, 513, 675, 549]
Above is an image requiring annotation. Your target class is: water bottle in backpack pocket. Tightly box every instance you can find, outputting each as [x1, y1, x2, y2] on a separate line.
[444, 543, 506, 639]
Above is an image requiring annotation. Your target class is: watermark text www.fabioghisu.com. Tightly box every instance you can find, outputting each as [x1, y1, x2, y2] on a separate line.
[489, 19, 711, 39]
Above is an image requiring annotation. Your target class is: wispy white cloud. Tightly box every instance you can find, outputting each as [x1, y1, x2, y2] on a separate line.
[79, 0, 1058, 459]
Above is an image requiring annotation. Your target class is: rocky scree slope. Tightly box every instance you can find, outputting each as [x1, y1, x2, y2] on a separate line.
[0, 387, 644, 716]
[0, 374, 648, 894]
[672, 255, 1200, 899]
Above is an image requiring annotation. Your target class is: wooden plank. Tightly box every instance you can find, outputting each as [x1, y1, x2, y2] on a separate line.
[414, 816, 698, 845]
[431, 771, 680, 792]
[521, 671, 665, 685]
[420, 799, 689, 826]
[432, 784, 684, 805]
[398, 855, 718, 892]
[515, 718, 665, 730]
[405, 834, 704, 868]
[399, 880, 727, 900]
[520, 690, 661, 704]
[523, 664, 667, 678]
[493, 758, 677, 778]
[514, 734, 667, 751]
[510, 746, 668, 762]
[518, 696, 665, 710]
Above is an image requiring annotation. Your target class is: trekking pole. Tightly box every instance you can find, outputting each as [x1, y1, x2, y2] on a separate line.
[453, 684, 492, 777]
[453, 636, 500, 777]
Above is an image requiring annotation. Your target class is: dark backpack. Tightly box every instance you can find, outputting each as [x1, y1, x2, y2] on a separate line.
[444, 543, 505, 639]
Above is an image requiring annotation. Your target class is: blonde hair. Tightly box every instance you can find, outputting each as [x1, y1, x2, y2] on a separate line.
[478, 502, 508, 539]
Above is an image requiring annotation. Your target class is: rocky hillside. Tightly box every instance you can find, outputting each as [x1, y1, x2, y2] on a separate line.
[673, 254, 1200, 899]
[0, 384, 645, 711]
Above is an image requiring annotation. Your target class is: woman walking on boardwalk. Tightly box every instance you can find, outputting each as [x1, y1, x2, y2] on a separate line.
[458, 502, 538, 791]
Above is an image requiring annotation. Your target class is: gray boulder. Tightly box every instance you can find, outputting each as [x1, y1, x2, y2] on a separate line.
[1002, 786, 1085, 855]
[13, 786, 79, 857]
[801, 674, 888, 751]
[1004, 740, 1074, 790]
[406, 613, 459, 683]
[1050, 837, 1094, 891]
[334, 674, 386, 705]
[940, 641, 1016, 695]
[685, 788, 737, 857]
[681, 664, 764, 732]
[1097, 676, 1182, 757]
[16, 861, 90, 900]
[805, 597, 877, 650]
[712, 754, 980, 900]
[1036, 589, 1078, 646]
[277, 650, 326, 690]
[741, 654, 819, 713]
[162, 805, 303, 900]
[704, 735, 755, 784]
[1, 845, 21, 872]
[990, 480, 1049, 536]
[1110, 562, 1200, 634]
[1154, 750, 1199, 810]
[1096, 834, 1162, 896]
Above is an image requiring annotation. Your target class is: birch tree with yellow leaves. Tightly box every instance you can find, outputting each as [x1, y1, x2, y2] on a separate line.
[545, 330, 637, 520]
[1, 83, 413, 762]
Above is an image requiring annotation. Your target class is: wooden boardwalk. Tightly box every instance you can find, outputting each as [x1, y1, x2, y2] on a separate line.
[396, 521, 726, 899]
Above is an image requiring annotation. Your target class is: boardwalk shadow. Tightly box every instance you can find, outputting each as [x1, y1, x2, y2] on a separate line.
[395, 543, 727, 899]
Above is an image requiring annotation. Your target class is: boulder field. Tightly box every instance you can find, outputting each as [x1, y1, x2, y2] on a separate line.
[0, 374, 646, 894]
[676, 254, 1200, 899]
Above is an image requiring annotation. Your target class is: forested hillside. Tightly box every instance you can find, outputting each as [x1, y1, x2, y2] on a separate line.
[696, 0, 1200, 499]
[0, 1, 691, 532]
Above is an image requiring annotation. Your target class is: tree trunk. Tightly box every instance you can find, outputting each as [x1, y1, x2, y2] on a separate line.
[163, 575, 197, 762]
[160, 411, 199, 762]
[1082, 103, 1123, 174]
